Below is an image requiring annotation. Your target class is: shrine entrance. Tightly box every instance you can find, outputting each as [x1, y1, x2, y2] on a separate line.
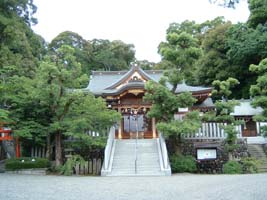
[111, 93, 156, 139]
[123, 114, 145, 139]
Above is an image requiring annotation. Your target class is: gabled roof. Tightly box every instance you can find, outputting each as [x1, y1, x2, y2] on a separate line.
[105, 65, 159, 89]
[84, 66, 212, 96]
[84, 66, 162, 95]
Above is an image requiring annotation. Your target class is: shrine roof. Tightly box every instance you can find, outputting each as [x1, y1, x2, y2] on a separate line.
[175, 81, 212, 94]
[84, 66, 212, 96]
[195, 97, 214, 108]
[230, 100, 263, 116]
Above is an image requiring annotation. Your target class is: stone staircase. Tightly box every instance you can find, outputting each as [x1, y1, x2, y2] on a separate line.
[107, 139, 165, 176]
[247, 144, 267, 173]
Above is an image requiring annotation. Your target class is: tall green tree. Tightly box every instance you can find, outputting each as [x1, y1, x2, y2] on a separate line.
[49, 31, 93, 75]
[226, 23, 267, 97]
[248, 0, 267, 28]
[0, 0, 37, 26]
[30, 45, 120, 166]
[90, 39, 135, 71]
[0, 0, 46, 114]
[204, 78, 240, 156]
[144, 81, 200, 139]
[158, 30, 202, 90]
[249, 58, 267, 121]
[197, 22, 234, 85]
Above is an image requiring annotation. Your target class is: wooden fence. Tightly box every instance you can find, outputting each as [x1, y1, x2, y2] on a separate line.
[30, 146, 104, 175]
[74, 158, 103, 175]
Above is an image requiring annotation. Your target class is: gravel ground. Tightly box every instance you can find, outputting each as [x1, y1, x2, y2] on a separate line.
[0, 173, 267, 200]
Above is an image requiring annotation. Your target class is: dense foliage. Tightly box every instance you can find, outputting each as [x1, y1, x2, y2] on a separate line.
[2, 0, 267, 167]
[0, 1, 122, 166]
[156, 0, 267, 99]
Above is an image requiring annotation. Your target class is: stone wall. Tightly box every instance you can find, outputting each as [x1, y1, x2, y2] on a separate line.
[180, 139, 249, 173]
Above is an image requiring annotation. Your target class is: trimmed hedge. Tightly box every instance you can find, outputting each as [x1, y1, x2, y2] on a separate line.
[170, 154, 197, 173]
[6, 157, 49, 170]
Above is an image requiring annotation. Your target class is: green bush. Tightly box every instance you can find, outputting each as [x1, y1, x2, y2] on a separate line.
[6, 157, 49, 170]
[222, 160, 242, 174]
[170, 154, 197, 173]
[60, 155, 85, 176]
[240, 157, 261, 174]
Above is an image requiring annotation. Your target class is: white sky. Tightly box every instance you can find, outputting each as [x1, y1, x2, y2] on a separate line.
[32, 0, 250, 62]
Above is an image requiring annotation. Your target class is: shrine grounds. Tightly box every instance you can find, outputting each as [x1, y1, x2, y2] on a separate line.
[1, 173, 267, 200]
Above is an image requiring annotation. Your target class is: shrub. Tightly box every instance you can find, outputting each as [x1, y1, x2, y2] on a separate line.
[60, 155, 85, 176]
[6, 157, 49, 170]
[170, 154, 197, 173]
[240, 157, 261, 174]
[222, 160, 242, 174]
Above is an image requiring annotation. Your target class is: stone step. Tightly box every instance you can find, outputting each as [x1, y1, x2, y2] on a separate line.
[108, 138, 162, 176]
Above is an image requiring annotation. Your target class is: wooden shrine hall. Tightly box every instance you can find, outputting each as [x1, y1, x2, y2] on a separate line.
[85, 65, 213, 139]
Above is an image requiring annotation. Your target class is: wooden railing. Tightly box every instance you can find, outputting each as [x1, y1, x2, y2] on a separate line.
[184, 123, 243, 139]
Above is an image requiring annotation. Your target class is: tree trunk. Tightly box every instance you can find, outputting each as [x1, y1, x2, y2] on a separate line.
[55, 132, 63, 166]
[45, 133, 52, 160]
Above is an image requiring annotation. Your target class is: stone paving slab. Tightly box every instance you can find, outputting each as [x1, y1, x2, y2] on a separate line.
[0, 173, 267, 200]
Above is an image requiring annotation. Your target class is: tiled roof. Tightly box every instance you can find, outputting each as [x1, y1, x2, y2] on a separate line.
[175, 81, 212, 94]
[84, 66, 212, 95]
[230, 100, 263, 116]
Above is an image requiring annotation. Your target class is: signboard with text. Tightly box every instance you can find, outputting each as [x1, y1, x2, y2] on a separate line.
[197, 148, 217, 160]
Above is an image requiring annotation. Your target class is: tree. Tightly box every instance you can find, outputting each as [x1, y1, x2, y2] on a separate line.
[0, 0, 37, 26]
[225, 23, 267, 97]
[204, 78, 241, 158]
[144, 81, 200, 141]
[248, 0, 267, 28]
[166, 17, 226, 44]
[90, 39, 135, 71]
[158, 31, 202, 90]
[209, 0, 241, 8]
[49, 31, 93, 75]
[27, 45, 120, 166]
[197, 22, 234, 85]
[249, 58, 267, 121]
[0, 0, 47, 147]
[212, 77, 240, 100]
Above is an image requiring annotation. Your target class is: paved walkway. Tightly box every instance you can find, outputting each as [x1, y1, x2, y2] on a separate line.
[0, 173, 267, 200]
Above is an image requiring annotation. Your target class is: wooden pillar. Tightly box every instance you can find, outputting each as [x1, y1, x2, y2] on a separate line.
[152, 117, 156, 138]
[118, 107, 122, 139]
[16, 137, 20, 158]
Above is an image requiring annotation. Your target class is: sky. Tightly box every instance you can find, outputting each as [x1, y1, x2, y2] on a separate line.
[32, 0, 250, 63]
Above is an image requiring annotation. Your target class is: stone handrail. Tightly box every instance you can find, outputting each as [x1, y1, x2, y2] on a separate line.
[103, 126, 115, 170]
[158, 133, 170, 170]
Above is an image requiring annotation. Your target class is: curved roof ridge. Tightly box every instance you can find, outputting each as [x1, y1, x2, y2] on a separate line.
[105, 65, 157, 90]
